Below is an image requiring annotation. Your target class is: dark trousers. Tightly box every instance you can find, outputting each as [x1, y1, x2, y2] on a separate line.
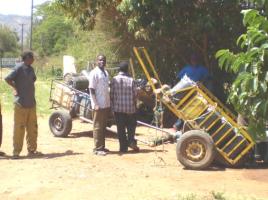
[114, 112, 137, 151]
[92, 108, 110, 151]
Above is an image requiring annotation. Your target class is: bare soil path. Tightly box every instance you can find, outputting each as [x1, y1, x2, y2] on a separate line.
[0, 112, 268, 200]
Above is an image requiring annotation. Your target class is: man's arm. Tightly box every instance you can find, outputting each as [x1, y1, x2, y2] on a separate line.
[5, 79, 18, 96]
[5, 68, 18, 96]
[89, 88, 99, 110]
[88, 72, 99, 110]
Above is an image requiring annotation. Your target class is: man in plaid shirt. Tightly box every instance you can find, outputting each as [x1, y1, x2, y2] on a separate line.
[110, 61, 139, 153]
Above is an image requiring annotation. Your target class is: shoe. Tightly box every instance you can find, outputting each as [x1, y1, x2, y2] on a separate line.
[119, 149, 128, 153]
[93, 150, 107, 156]
[27, 151, 43, 157]
[11, 154, 20, 159]
[0, 151, 5, 156]
[103, 148, 110, 152]
[129, 143, 140, 152]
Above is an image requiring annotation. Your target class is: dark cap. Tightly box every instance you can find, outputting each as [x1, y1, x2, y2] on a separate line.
[118, 61, 129, 73]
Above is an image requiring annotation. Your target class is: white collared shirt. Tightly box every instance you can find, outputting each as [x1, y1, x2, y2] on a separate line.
[88, 67, 110, 109]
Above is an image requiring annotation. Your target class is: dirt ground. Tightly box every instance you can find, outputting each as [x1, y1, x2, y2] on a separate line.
[0, 112, 268, 200]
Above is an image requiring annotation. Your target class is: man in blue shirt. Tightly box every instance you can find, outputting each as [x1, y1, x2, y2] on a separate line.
[177, 54, 209, 83]
[173, 53, 211, 131]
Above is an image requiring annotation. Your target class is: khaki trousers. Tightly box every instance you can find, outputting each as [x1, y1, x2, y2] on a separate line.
[13, 104, 38, 155]
[92, 108, 110, 151]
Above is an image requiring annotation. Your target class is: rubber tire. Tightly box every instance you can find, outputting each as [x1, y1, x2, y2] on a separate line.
[49, 110, 72, 137]
[176, 130, 215, 170]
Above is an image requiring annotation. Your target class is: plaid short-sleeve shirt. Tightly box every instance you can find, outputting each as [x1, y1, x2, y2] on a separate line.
[110, 72, 137, 114]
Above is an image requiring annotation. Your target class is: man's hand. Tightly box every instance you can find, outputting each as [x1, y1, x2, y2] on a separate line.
[13, 89, 18, 96]
[94, 104, 99, 110]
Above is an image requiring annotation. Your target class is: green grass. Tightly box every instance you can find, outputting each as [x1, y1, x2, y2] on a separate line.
[169, 192, 264, 200]
[35, 79, 53, 116]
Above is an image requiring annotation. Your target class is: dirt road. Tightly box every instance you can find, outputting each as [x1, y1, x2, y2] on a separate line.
[0, 112, 268, 200]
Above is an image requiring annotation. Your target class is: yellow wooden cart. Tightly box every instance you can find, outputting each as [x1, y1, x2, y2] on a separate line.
[133, 47, 255, 169]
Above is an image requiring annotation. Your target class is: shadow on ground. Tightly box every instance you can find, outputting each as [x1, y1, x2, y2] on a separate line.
[68, 130, 117, 139]
[0, 150, 82, 160]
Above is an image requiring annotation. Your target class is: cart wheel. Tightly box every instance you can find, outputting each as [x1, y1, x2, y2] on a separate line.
[49, 110, 72, 137]
[176, 130, 215, 170]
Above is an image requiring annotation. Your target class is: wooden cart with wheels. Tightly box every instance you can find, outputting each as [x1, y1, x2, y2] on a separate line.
[49, 80, 93, 137]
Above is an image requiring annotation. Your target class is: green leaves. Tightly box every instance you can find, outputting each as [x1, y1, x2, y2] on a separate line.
[242, 9, 260, 27]
[0, 25, 19, 55]
[216, 50, 237, 72]
[217, 9, 268, 139]
[33, 2, 75, 56]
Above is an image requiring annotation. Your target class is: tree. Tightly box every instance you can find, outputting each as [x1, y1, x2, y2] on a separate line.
[32, 2, 74, 56]
[55, 1, 245, 87]
[0, 25, 19, 56]
[216, 9, 268, 139]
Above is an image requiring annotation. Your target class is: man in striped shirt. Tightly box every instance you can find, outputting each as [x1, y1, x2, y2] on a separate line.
[110, 61, 139, 153]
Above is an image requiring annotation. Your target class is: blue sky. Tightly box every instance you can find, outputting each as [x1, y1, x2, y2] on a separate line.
[0, 0, 50, 16]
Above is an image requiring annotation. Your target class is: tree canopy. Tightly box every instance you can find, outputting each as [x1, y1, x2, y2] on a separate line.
[55, 1, 245, 84]
[0, 25, 19, 56]
[216, 1, 268, 139]
[32, 0, 268, 138]
[32, 2, 75, 56]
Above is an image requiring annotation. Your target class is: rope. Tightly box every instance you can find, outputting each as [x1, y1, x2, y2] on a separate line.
[152, 95, 167, 166]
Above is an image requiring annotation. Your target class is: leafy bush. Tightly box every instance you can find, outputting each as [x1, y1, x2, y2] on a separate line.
[216, 9, 268, 139]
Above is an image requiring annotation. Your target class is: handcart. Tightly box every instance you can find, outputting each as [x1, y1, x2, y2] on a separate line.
[133, 47, 255, 169]
[48, 79, 97, 137]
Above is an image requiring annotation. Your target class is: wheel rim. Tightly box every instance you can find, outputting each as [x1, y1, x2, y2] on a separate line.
[184, 139, 206, 162]
[54, 116, 63, 131]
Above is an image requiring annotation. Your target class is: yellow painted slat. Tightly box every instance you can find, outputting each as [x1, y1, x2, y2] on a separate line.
[211, 122, 227, 138]
[232, 142, 255, 164]
[222, 135, 237, 151]
[181, 97, 198, 113]
[142, 48, 162, 86]
[205, 117, 221, 132]
[215, 128, 234, 146]
[175, 89, 196, 109]
[194, 105, 209, 119]
[227, 138, 246, 157]
[133, 47, 157, 91]
[198, 111, 215, 127]
[184, 100, 205, 120]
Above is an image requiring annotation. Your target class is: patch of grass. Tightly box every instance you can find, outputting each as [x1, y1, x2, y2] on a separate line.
[177, 194, 197, 200]
[171, 192, 265, 200]
[35, 79, 52, 116]
[0, 79, 14, 112]
[211, 191, 226, 200]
